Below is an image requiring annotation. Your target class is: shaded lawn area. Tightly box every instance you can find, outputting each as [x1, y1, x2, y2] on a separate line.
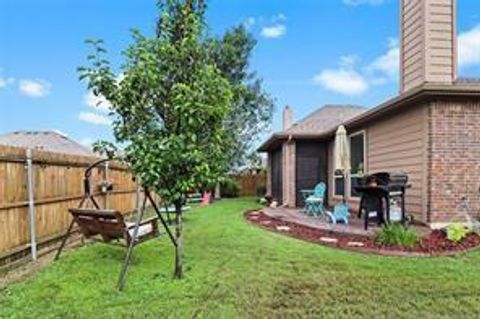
[1, 198, 480, 318]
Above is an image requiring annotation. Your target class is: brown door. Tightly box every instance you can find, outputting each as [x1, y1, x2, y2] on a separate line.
[295, 141, 327, 207]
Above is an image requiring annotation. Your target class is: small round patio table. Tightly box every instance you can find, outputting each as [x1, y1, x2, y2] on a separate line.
[300, 190, 314, 213]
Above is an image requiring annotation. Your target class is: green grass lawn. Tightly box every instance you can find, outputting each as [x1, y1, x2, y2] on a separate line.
[1, 198, 480, 318]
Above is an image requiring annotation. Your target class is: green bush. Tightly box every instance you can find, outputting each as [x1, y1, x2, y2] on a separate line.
[446, 224, 469, 242]
[220, 179, 240, 198]
[256, 185, 267, 197]
[374, 223, 419, 248]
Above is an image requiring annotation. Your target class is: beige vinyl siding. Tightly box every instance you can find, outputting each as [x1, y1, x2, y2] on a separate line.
[367, 105, 428, 221]
[401, 0, 425, 92]
[424, 0, 456, 83]
[400, 0, 457, 92]
[326, 105, 428, 221]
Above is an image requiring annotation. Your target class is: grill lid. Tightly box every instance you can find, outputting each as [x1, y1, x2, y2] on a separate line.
[361, 172, 408, 186]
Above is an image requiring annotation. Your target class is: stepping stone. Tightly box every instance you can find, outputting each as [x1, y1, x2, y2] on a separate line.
[250, 211, 260, 216]
[249, 216, 260, 220]
[260, 220, 271, 225]
[320, 237, 338, 244]
[276, 226, 291, 232]
[347, 241, 365, 247]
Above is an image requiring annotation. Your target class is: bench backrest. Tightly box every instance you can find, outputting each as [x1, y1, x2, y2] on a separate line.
[69, 208, 126, 241]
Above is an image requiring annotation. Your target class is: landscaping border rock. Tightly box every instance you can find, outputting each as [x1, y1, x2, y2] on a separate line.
[245, 210, 480, 257]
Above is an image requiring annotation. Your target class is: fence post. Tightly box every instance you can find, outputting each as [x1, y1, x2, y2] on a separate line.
[26, 148, 37, 261]
[136, 177, 142, 214]
[104, 161, 109, 209]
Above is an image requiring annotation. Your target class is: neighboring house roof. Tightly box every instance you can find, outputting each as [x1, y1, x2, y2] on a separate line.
[258, 82, 480, 152]
[285, 104, 367, 135]
[0, 131, 96, 157]
[456, 78, 480, 84]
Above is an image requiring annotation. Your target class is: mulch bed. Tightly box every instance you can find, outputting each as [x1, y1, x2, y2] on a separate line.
[245, 210, 480, 257]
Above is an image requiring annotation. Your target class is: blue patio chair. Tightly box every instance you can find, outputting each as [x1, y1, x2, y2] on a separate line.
[328, 203, 350, 224]
[305, 183, 326, 216]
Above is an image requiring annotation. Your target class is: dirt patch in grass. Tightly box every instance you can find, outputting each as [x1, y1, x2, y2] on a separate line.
[246, 210, 480, 257]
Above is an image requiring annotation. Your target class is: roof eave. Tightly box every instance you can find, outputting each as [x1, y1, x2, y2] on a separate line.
[257, 134, 288, 152]
[257, 83, 480, 153]
[341, 83, 480, 131]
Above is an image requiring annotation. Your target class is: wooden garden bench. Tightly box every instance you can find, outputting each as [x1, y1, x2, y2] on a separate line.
[55, 158, 178, 291]
[69, 208, 160, 246]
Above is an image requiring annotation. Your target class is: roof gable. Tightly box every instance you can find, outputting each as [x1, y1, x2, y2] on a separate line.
[285, 104, 366, 134]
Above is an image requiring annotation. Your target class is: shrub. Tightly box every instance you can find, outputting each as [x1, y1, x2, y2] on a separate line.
[256, 185, 267, 197]
[446, 224, 470, 242]
[220, 179, 240, 198]
[374, 224, 419, 248]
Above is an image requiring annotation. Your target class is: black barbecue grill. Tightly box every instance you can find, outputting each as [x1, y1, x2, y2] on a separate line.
[354, 172, 410, 230]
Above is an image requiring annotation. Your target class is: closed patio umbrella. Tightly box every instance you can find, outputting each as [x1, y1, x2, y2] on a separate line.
[334, 125, 350, 203]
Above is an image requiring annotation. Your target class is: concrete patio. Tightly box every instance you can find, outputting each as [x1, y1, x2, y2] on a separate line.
[262, 207, 430, 237]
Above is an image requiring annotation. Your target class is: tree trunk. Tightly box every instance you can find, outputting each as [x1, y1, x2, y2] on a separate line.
[214, 182, 221, 200]
[174, 201, 183, 279]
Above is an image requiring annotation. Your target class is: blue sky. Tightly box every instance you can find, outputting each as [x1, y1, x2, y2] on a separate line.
[1, 0, 480, 147]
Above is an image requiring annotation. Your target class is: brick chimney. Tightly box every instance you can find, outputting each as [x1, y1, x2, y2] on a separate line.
[400, 0, 457, 93]
[283, 105, 293, 130]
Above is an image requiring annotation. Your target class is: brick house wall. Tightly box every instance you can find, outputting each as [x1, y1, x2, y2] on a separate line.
[427, 97, 480, 227]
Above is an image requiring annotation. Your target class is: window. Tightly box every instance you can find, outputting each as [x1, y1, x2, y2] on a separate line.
[332, 131, 366, 199]
[334, 170, 345, 196]
[349, 132, 365, 197]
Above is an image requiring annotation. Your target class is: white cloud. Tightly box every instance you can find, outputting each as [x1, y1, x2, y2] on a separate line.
[314, 38, 400, 95]
[244, 17, 256, 29]
[78, 112, 111, 126]
[84, 91, 111, 112]
[459, 25, 480, 68]
[339, 54, 359, 68]
[366, 38, 400, 82]
[273, 13, 287, 22]
[313, 55, 368, 96]
[0, 77, 14, 89]
[18, 79, 51, 97]
[312, 24, 480, 96]
[261, 24, 286, 39]
[343, 0, 386, 6]
[245, 14, 287, 39]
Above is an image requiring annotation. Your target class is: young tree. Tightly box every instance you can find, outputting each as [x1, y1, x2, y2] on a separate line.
[156, 15, 274, 171]
[207, 26, 274, 171]
[79, 0, 232, 278]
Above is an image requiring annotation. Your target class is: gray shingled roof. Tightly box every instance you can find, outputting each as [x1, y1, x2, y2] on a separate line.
[284, 104, 367, 134]
[0, 131, 96, 157]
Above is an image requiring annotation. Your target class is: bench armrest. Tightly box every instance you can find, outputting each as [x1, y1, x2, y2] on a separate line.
[126, 216, 158, 229]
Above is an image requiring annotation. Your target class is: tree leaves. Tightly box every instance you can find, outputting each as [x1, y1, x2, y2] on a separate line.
[207, 25, 274, 171]
[79, 0, 232, 204]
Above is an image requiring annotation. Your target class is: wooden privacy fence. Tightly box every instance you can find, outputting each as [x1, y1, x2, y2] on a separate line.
[233, 171, 266, 197]
[0, 145, 141, 266]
